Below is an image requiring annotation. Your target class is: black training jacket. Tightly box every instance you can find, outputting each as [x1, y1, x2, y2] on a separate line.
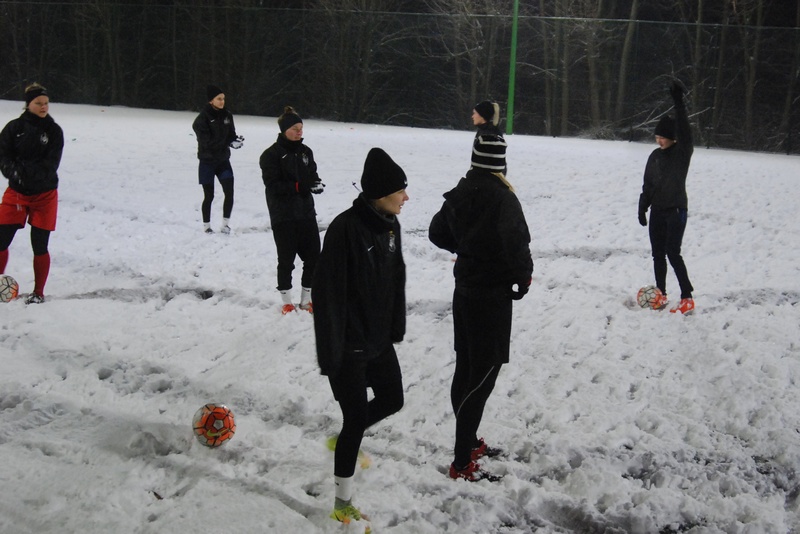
[259, 134, 319, 226]
[0, 111, 64, 196]
[639, 103, 694, 212]
[312, 195, 406, 377]
[429, 169, 533, 297]
[192, 104, 237, 162]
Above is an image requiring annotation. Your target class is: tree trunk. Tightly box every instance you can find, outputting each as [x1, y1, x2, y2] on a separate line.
[614, 0, 639, 122]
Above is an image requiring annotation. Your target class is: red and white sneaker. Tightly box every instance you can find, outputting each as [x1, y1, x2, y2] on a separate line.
[471, 438, 503, 461]
[651, 292, 669, 310]
[670, 298, 695, 314]
[281, 303, 296, 315]
[448, 461, 502, 482]
[299, 302, 313, 314]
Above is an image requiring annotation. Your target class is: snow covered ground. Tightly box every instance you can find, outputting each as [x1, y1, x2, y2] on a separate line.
[0, 99, 798, 533]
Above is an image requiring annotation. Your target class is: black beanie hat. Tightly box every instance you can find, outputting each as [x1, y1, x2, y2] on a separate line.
[474, 100, 499, 126]
[654, 115, 676, 140]
[361, 148, 408, 200]
[25, 83, 48, 106]
[278, 106, 303, 133]
[206, 85, 223, 102]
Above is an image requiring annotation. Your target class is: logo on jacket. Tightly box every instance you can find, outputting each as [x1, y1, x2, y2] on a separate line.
[302, 154, 309, 166]
[388, 231, 396, 252]
[39, 133, 49, 145]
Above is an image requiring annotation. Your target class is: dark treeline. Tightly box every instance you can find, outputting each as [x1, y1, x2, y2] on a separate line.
[1, 0, 798, 153]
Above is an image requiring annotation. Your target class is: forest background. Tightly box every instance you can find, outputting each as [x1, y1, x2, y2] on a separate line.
[1, 0, 799, 154]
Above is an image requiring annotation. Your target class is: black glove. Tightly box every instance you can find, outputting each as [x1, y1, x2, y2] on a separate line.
[638, 211, 647, 227]
[229, 135, 244, 149]
[670, 81, 685, 106]
[310, 180, 325, 194]
[510, 277, 531, 300]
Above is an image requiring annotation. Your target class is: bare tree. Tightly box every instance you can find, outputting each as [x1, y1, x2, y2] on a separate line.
[614, 0, 639, 122]
[779, 3, 800, 147]
[732, 0, 765, 147]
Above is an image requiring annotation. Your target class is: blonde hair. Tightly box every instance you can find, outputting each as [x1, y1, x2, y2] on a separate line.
[25, 82, 46, 93]
[492, 172, 515, 193]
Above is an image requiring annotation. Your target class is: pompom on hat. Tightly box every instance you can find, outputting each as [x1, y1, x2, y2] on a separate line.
[654, 115, 676, 140]
[361, 148, 407, 200]
[206, 85, 224, 102]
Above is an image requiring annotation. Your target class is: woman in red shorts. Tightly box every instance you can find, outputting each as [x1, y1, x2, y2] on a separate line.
[0, 83, 64, 304]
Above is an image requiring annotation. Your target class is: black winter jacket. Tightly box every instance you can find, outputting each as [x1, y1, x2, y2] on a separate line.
[639, 103, 693, 213]
[0, 111, 64, 196]
[259, 135, 320, 226]
[429, 169, 533, 298]
[192, 104, 237, 162]
[312, 195, 406, 377]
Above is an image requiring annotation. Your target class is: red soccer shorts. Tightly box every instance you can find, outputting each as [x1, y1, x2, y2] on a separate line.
[0, 188, 58, 231]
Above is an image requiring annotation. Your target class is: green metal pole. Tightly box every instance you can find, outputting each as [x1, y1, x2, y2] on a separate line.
[506, 0, 519, 135]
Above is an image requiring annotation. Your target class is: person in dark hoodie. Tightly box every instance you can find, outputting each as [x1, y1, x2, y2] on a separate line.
[192, 84, 243, 235]
[313, 148, 408, 530]
[638, 81, 695, 315]
[429, 103, 533, 482]
[260, 106, 324, 314]
[0, 83, 64, 304]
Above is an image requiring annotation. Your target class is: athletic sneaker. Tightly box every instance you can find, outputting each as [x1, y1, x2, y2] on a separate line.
[299, 302, 313, 314]
[220, 225, 231, 235]
[204, 227, 214, 234]
[471, 438, 503, 461]
[448, 461, 502, 482]
[651, 292, 669, 310]
[25, 293, 45, 304]
[330, 504, 371, 532]
[281, 303, 296, 315]
[670, 298, 695, 314]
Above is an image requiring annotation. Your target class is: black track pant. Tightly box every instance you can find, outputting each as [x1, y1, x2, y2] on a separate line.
[451, 289, 510, 468]
[272, 219, 320, 291]
[649, 207, 694, 299]
[328, 346, 404, 479]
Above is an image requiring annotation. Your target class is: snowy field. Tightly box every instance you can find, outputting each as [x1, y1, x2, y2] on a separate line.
[0, 99, 798, 534]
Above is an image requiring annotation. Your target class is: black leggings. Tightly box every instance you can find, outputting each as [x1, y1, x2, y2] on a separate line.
[328, 347, 404, 478]
[0, 224, 51, 255]
[201, 178, 234, 223]
[451, 357, 501, 468]
[649, 208, 693, 299]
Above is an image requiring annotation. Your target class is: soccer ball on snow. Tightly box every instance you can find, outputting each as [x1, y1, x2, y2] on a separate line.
[636, 285, 663, 309]
[192, 403, 236, 447]
[0, 275, 19, 303]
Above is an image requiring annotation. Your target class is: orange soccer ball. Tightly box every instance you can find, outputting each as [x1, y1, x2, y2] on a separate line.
[636, 285, 663, 309]
[192, 403, 236, 447]
[0, 274, 19, 303]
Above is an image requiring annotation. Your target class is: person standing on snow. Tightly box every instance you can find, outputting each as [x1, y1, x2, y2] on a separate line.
[470, 100, 508, 175]
[638, 81, 695, 315]
[313, 148, 408, 529]
[192, 84, 243, 235]
[429, 101, 533, 481]
[0, 83, 64, 304]
[260, 106, 324, 315]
